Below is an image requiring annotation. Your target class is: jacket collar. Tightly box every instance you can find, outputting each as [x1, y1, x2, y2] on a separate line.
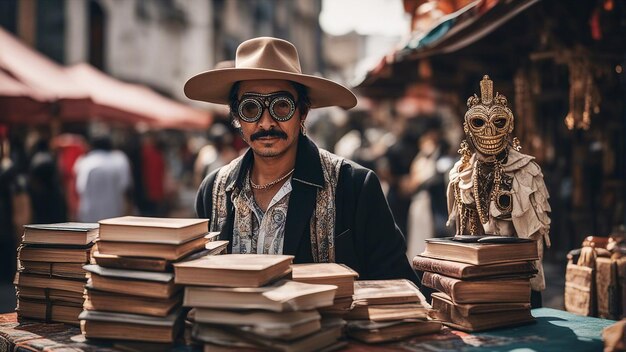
[226, 134, 324, 192]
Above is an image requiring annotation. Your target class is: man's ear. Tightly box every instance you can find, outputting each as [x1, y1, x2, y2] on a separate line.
[231, 116, 241, 129]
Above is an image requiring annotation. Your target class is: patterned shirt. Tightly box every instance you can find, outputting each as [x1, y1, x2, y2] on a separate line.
[231, 171, 292, 255]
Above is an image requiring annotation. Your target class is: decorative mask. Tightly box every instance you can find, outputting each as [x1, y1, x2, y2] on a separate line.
[464, 75, 514, 155]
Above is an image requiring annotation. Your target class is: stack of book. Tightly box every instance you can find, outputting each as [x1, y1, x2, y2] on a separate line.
[291, 263, 359, 317]
[345, 279, 441, 343]
[175, 254, 345, 351]
[15, 222, 98, 325]
[414, 237, 539, 331]
[79, 216, 215, 344]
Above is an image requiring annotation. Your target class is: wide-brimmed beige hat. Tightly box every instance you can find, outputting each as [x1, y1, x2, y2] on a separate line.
[184, 37, 357, 109]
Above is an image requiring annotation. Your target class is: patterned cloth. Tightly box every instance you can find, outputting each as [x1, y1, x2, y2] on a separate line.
[209, 148, 344, 262]
[231, 172, 292, 255]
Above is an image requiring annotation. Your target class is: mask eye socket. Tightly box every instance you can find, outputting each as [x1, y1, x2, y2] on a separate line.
[471, 118, 485, 128]
[493, 118, 507, 129]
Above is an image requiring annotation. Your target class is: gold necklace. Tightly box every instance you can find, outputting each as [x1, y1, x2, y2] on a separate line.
[472, 160, 503, 225]
[250, 168, 295, 190]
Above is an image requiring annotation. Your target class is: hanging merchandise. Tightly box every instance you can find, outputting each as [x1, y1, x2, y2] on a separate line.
[563, 52, 601, 131]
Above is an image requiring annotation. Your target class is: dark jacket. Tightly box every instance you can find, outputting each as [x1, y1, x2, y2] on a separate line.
[195, 135, 419, 286]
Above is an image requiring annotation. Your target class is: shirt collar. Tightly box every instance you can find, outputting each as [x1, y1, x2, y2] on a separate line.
[226, 134, 325, 192]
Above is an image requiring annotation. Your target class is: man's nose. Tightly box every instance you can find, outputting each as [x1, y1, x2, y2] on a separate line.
[257, 108, 276, 129]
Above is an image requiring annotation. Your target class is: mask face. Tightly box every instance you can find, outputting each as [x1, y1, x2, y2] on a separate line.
[465, 104, 513, 155]
[464, 76, 514, 156]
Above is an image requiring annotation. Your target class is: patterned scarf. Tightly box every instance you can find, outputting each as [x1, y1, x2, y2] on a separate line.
[209, 149, 343, 263]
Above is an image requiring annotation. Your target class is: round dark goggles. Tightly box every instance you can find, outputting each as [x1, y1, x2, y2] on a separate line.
[236, 92, 297, 123]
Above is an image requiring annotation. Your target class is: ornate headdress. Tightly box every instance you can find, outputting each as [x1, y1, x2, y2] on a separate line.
[464, 75, 514, 156]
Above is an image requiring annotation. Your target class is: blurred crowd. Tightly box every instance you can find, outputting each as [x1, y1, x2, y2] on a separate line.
[0, 105, 463, 283]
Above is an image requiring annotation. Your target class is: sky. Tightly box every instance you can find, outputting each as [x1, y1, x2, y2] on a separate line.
[319, 0, 410, 37]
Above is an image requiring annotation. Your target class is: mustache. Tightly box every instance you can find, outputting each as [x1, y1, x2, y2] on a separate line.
[250, 129, 288, 141]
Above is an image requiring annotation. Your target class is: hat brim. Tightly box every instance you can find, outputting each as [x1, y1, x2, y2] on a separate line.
[184, 68, 357, 109]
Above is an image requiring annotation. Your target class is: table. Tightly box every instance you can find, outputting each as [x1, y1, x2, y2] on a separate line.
[0, 308, 614, 351]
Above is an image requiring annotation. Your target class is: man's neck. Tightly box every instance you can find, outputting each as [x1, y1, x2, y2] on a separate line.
[250, 144, 298, 185]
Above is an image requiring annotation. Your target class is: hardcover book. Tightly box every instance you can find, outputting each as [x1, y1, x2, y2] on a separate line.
[174, 254, 293, 287]
[421, 237, 538, 265]
[96, 232, 208, 260]
[291, 263, 359, 298]
[79, 309, 182, 343]
[412, 256, 537, 280]
[98, 216, 209, 244]
[352, 279, 426, 306]
[84, 265, 179, 299]
[22, 222, 99, 246]
[183, 280, 336, 312]
[430, 292, 534, 331]
[421, 272, 531, 304]
[84, 286, 182, 317]
[346, 319, 441, 344]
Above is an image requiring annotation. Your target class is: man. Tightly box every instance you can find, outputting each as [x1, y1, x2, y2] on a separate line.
[74, 135, 132, 222]
[187, 37, 418, 284]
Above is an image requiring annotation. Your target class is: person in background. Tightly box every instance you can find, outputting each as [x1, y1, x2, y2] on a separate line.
[27, 137, 67, 224]
[74, 135, 132, 222]
[0, 126, 27, 283]
[194, 123, 238, 187]
[403, 118, 454, 258]
[141, 133, 166, 216]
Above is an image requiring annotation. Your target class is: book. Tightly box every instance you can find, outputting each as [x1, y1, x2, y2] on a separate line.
[412, 256, 537, 280]
[430, 292, 534, 331]
[84, 265, 179, 299]
[291, 263, 359, 298]
[174, 254, 293, 287]
[17, 298, 83, 325]
[346, 319, 441, 343]
[14, 273, 86, 294]
[18, 244, 91, 263]
[22, 222, 99, 246]
[184, 280, 336, 312]
[92, 239, 227, 272]
[17, 286, 84, 305]
[98, 216, 209, 244]
[19, 261, 86, 280]
[191, 309, 321, 341]
[421, 272, 531, 304]
[352, 279, 426, 306]
[84, 286, 182, 317]
[421, 237, 538, 265]
[79, 309, 182, 343]
[96, 232, 208, 260]
[193, 321, 343, 352]
[345, 303, 428, 322]
[318, 296, 353, 316]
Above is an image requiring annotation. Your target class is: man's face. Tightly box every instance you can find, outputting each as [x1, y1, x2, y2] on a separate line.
[236, 80, 304, 158]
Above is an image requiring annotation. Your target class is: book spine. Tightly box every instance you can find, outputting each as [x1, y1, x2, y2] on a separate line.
[464, 262, 535, 278]
[413, 257, 463, 278]
[421, 272, 457, 300]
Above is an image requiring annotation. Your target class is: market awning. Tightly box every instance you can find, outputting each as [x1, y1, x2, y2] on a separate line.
[66, 63, 212, 130]
[355, 0, 540, 95]
[0, 28, 92, 121]
[0, 68, 51, 124]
